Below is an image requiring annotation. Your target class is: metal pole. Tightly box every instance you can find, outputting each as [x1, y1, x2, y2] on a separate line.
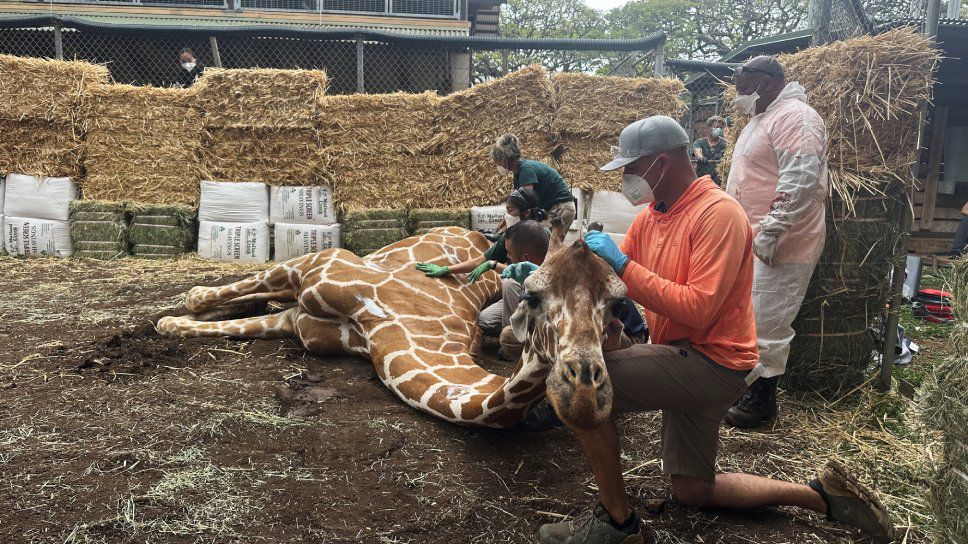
[209, 36, 223, 68]
[356, 37, 365, 93]
[878, 0, 941, 391]
[52, 22, 64, 60]
[501, 49, 509, 75]
[947, 0, 961, 18]
[652, 41, 666, 77]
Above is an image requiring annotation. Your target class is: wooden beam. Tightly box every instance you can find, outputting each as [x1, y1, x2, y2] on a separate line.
[921, 106, 949, 231]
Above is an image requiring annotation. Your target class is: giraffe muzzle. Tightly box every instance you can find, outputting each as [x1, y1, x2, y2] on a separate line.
[547, 357, 613, 430]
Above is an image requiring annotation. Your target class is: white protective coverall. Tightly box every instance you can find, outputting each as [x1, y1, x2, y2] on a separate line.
[726, 82, 828, 380]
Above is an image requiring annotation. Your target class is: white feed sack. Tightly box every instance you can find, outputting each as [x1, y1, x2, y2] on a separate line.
[197, 221, 270, 263]
[269, 186, 336, 225]
[0, 177, 5, 216]
[588, 191, 647, 236]
[199, 181, 269, 223]
[470, 205, 506, 232]
[3, 173, 77, 222]
[3, 216, 73, 258]
[274, 223, 341, 261]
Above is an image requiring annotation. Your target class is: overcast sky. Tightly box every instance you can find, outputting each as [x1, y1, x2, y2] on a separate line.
[583, 0, 630, 11]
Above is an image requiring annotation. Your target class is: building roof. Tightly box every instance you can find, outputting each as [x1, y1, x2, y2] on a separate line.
[0, 3, 472, 36]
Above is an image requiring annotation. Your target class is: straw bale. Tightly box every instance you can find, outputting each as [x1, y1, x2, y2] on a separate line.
[194, 68, 328, 129]
[83, 84, 203, 205]
[319, 92, 439, 148]
[128, 203, 197, 258]
[0, 119, 83, 178]
[552, 73, 685, 139]
[408, 208, 469, 234]
[203, 127, 333, 187]
[0, 55, 109, 123]
[69, 201, 129, 260]
[554, 138, 619, 192]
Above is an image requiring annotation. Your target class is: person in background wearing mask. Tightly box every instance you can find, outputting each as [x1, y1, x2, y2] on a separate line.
[490, 133, 576, 232]
[176, 48, 205, 88]
[691, 115, 728, 186]
[533, 115, 893, 544]
[723, 56, 828, 429]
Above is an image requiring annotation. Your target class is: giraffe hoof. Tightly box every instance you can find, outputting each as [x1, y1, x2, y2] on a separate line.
[155, 316, 183, 336]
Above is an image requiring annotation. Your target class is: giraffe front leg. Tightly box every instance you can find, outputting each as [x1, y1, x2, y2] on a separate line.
[186, 255, 315, 313]
[157, 308, 299, 339]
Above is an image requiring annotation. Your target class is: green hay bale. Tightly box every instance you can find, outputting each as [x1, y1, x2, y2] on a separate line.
[68, 200, 129, 258]
[69, 200, 127, 215]
[128, 203, 197, 258]
[783, 314, 877, 394]
[407, 208, 470, 233]
[344, 209, 407, 230]
[926, 464, 968, 544]
[343, 228, 408, 252]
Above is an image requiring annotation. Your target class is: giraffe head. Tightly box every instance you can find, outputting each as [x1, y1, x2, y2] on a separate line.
[511, 220, 627, 430]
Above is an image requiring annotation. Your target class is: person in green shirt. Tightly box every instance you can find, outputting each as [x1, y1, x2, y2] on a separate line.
[491, 133, 576, 231]
[691, 115, 728, 186]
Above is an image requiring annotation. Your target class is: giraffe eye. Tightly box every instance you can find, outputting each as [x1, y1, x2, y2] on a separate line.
[525, 292, 542, 309]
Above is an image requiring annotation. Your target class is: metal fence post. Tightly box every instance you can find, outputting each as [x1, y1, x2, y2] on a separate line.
[948, 0, 962, 18]
[209, 36, 223, 68]
[356, 37, 365, 93]
[52, 21, 64, 61]
[652, 41, 666, 77]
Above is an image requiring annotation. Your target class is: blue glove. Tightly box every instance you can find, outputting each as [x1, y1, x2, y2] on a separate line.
[501, 262, 539, 285]
[584, 231, 629, 274]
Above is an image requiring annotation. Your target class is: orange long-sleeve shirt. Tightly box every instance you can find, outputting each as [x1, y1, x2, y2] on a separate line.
[619, 176, 758, 371]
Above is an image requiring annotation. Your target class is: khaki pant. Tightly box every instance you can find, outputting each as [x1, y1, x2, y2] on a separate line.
[545, 201, 577, 232]
[477, 278, 524, 337]
[604, 343, 749, 481]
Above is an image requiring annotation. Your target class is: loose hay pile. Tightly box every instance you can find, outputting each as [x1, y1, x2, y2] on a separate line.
[69, 200, 129, 260]
[0, 55, 109, 178]
[83, 84, 204, 205]
[920, 257, 968, 544]
[552, 73, 685, 191]
[128, 203, 197, 259]
[720, 29, 939, 393]
[197, 68, 330, 187]
[320, 92, 439, 210]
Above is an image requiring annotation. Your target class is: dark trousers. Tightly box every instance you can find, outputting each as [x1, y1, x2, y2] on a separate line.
[952, 215, 968, 256]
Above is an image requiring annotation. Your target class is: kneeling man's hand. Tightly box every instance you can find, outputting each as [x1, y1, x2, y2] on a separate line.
[584, 231, 629, 275]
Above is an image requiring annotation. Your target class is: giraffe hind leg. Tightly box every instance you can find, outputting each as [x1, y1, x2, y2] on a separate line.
[157, 307, 298, 339]
[185, 255, 314, 313]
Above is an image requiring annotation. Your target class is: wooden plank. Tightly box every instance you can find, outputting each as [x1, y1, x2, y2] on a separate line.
[913, 218, 962, 233]
[913, 191, 966, 207]
[909, 238, 953, 255]
[921, 106, 949, 231]
[914, 205, 964, 220]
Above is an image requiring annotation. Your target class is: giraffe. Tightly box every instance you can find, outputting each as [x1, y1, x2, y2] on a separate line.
[157, 227, 553, 428]
[157, 222, 624, 429]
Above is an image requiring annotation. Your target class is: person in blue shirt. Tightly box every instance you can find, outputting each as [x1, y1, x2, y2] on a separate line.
[491, 133, 577, 231]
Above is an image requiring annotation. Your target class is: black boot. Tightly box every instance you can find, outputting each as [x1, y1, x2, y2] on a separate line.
[516, 401, 563, 432]
[724, 376, 778, 428]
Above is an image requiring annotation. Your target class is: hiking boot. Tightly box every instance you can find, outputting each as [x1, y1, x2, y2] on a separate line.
[538, 504, 642, 544]
[810, 460, 896, 542]
[517, 401, 563, 432]
[724, 376, 777, 428]
[499, 326, 523, 361]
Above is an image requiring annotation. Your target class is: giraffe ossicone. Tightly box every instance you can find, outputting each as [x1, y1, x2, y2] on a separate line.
[157, 224, 622, 430]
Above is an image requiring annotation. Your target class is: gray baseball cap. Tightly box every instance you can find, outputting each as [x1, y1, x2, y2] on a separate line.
[600, 115, 690, 171]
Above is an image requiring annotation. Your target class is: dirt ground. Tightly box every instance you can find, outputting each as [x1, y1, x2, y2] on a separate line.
[0, 256, 934, 544]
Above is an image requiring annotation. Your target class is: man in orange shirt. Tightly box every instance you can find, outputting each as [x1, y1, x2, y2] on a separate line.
[537, 116, 893, 544]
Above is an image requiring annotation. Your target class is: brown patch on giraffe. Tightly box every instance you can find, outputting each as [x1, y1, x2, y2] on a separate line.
[484, 388, 505, 410]
[508, 380, 536, 395]
[459, 396, 487, 421]
[425, 388, 457, 420]
[434, 365, 490, 385]
[395, 372, 436, 402]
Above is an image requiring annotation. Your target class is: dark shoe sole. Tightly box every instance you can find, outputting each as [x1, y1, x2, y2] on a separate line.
[822, 461, 895, 542]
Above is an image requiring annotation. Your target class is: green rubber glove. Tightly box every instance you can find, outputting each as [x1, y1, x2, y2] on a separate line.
[415, 262, 451, 278]
[467, 260, 495, 283]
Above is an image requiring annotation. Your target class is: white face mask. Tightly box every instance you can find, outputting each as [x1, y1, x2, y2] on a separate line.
[182, 62, 196, 72]
[504, 213, 520, 227]
[497, 165, 510, 176]
[732, 92, 759, 116]
[621, 157, 663, 206]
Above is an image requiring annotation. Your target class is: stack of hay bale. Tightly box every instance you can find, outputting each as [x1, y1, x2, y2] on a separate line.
[342, 209, 409, 257]
[128, 203, 197, 260]
[270, 185, 341, 261]
[195, 68, 331, 188]
[83, 84, 204, 205]
[920, 257, 968, 543]
[197, 181, 270, 263]
[2, 173, 77, 258]
[321, 92, 440, 211]
[69, 201, 129, 260]
[0, 55, 108, 179]
[428, 65, 558, 208]
[551, 73, 685, 192]
[718, 29, 939, 393]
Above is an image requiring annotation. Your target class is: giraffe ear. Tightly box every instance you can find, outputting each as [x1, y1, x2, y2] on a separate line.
[547, 217, 567, 256]
[510, 300, 531, 343]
